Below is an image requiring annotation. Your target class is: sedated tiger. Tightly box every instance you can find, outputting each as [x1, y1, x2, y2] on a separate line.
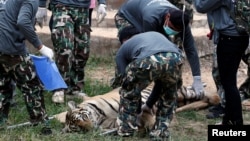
[53, 82, 221, 134]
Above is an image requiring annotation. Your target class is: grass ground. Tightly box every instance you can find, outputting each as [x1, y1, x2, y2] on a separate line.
[0, 56, 249, 141]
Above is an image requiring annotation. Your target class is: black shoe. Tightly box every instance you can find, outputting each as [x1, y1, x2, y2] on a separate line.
[206, 104, 225, 119]
[208, 104, 224, 112]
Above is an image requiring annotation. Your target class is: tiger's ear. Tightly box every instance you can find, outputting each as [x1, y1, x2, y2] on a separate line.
[68, 101, 77, 111]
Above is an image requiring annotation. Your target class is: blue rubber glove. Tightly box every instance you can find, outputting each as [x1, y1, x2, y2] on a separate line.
[192, 76, 205, 99]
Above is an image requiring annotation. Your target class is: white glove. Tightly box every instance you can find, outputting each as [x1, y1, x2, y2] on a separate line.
[39, 45, 54, 61]
[192, 76, 205, 99]
[36, 7, 47, 28]
[96, 4, 107, 23]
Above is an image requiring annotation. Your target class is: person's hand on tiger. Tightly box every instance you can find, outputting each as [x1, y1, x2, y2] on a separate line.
[192, 76, 205, 99]
[136, 104, 154, 127]
[36, 7, 47, 28]
[136, 113, 143, 127]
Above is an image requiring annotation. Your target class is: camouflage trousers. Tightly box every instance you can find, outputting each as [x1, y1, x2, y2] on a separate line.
[239, 46, 250, 98]
[117, 52, 183, 136]
[50, 4, 91, 93]
[212, 45, 250, 107]
[0, 53, 48, 125]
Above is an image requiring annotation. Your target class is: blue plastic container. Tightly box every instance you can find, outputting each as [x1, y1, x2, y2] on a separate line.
[30, 54, 68, 91]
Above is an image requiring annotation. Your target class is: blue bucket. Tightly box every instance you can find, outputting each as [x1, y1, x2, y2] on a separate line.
[30, 54, 68, 91]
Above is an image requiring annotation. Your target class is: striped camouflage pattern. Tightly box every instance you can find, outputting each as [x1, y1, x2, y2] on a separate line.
[239, 47, 250, 99]
[50, 4, 91, 93]
[0, 53, 48, 125]
[117, 52, 184, 137]
[114, 14, 133, 38]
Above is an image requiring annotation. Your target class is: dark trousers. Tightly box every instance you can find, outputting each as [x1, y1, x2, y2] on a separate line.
[0, 53, 47, 124]
[217, 34, 249, 124]
[89, 8, 93, 26]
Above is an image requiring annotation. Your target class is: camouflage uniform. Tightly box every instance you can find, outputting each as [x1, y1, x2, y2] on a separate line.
[168, 0, 194, 24]
[50, 4, 91, 94]
[118, 52, 183, 138]
[239, 47, 250, 99]
[114, 0, 194, 57]
[114, 17, 183, 60]
[0, 54, 49, 126]
[114, 14, 133, 38]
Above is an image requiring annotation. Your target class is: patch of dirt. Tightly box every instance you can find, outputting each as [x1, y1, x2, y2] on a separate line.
[84, 54, 249, 140]
[86, 55, 248, 97]
[34, 15, 248, 140]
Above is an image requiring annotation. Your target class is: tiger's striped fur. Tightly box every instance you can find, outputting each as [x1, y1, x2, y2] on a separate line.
[56, 83, 219, 133]
[60, 86, 153, 133]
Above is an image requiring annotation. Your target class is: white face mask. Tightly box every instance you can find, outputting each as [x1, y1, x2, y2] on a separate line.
[163, 25, 179, 36]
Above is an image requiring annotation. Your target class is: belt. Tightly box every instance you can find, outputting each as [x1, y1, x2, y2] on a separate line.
[219, 34, 249, 41]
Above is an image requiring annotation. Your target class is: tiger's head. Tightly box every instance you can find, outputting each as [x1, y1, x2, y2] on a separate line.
[62, 101, 94, 133]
